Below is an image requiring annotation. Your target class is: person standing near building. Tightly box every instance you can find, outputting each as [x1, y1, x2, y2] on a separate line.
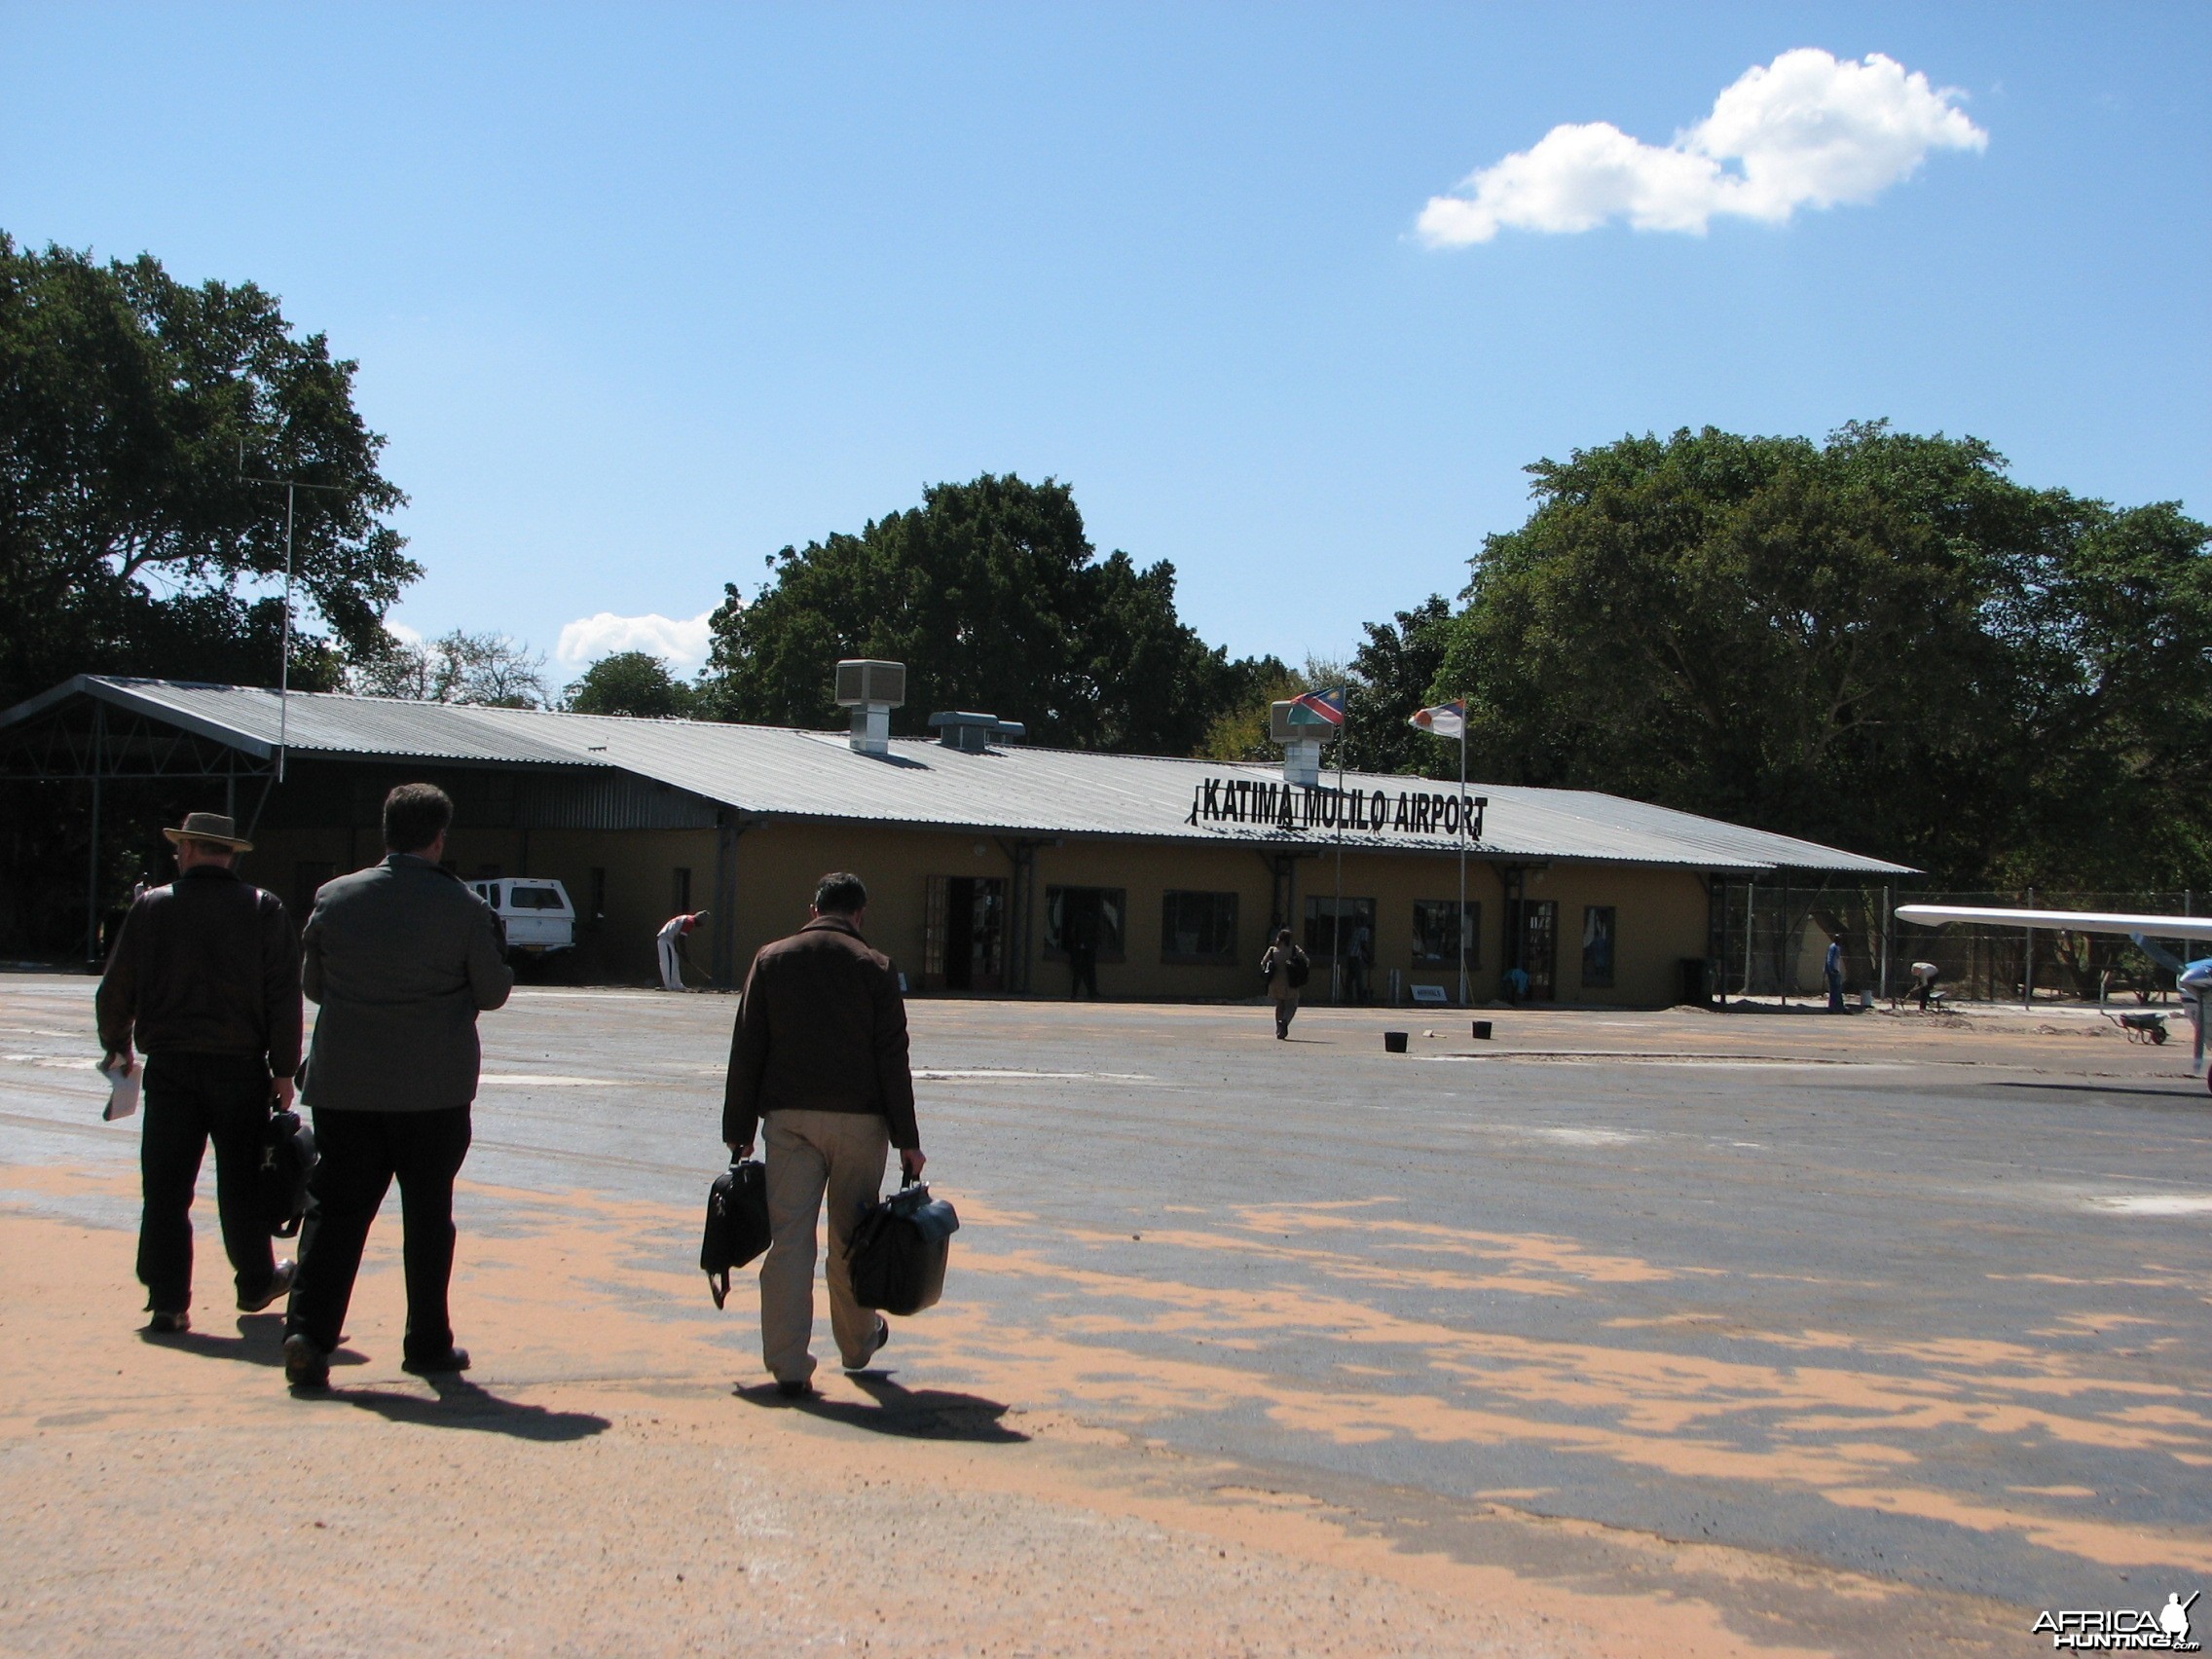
[1825, 938, 1846, 1013]
[723, 872, 924, 1398]
[1063, 902, 1100, 999]
[657, 907, 712, 991]
[1260, 927, 1309, 1040]
[1346, 920, 1374, 1005]
[95, 812, 303, 1334]
[282, 784, 513, 1391]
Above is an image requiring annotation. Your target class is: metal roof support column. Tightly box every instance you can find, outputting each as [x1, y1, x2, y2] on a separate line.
[85, 700, 104, 969]
[710, 815, 753, 992]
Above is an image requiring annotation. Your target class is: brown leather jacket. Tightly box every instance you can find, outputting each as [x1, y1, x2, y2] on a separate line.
[95, 865, 304, 1076]
[723, 915, 919, 1151]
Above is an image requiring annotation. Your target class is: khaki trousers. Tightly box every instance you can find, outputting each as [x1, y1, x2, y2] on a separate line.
[760, 1108, 890, 1382]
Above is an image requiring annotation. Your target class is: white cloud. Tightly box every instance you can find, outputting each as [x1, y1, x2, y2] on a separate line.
[1417, 49, 1986, 247]
[383, 617, 424, 646]
[555, 608, 719, 672]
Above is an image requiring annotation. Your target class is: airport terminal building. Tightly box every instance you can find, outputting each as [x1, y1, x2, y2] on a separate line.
[3, 674, 1910, 1005]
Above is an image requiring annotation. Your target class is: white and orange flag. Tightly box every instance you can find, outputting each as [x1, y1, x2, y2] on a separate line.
[1407, 699, 1466, 739]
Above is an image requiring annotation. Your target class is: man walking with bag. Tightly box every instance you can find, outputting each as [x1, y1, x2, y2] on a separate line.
[723, 872, 924, 1398]
[96, 812, 303, 1333]
[282, 784, 513, 1391]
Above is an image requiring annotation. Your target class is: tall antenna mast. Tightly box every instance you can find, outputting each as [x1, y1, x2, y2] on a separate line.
[239, 441, 347, 782]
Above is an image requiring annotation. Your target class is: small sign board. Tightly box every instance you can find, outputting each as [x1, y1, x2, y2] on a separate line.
[1409, 984, 1450, 1005]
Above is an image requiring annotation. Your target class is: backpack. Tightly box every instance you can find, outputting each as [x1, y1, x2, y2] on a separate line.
[848, 1175, 960, 1316]
[1286, 951, 1310, 989]
[700, 1158, 772, 1309]
[256, 1109, 317, 1239]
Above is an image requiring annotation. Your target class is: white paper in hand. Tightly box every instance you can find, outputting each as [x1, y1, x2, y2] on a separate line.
[101, 1058, 139, 1122]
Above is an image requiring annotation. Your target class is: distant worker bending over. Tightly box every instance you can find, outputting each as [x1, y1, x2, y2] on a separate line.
[657, 907, 712, 992]
[1908, 961, 1941, 1012]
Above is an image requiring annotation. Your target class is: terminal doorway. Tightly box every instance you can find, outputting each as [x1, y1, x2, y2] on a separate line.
[923, 874, 1007, 992]
[1514, 899, 1558, 1000]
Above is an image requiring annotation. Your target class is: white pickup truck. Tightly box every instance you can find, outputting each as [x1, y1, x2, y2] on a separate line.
[467, 877, 577, 963]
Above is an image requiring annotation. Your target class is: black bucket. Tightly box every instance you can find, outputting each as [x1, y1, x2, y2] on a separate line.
[1383, 1031, 1410, 1053]
[1470, 1020, 1493, 1040]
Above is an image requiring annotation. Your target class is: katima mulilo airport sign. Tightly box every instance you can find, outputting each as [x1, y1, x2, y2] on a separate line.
[1185, 777, 1486, 839]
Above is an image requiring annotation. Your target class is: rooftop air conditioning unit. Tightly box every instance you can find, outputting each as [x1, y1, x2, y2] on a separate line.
[834, 660, 906, 709]
[834, 659, 906, 756]
[1271, 699, 1338, 789]
[928, 711, 1027, 753]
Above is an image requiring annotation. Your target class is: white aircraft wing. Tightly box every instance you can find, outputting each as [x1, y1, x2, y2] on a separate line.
[1895, 904, 2212, 941]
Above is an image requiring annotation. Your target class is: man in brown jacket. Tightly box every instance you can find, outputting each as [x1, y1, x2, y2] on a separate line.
[96, 811, 303, 1333]
[724, 871, 923, 1396]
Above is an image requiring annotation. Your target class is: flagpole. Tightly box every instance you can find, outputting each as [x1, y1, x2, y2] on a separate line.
[1457, 699, 1468, 1007]
[1333, 685, 1346, 1006]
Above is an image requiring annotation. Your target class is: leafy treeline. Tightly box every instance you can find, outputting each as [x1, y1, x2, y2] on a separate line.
[8, 235, 2206, 890]
[0, 236, 412, 711]
[1429, 424, 2212, 888]
[694, 474, 1280, 755]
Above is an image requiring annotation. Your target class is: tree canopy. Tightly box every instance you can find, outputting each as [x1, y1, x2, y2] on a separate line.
[1432, 423, 2212, 887]
[562, 649, 694, 718]
[0, 235, 413, 709]
[697, 473, 1266, 753]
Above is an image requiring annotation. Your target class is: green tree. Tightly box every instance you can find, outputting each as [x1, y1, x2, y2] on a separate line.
[698, 473, 1262, 753]
[1433, 423, 2212, 887]
[1342, 596, 1456, 777]
[562, 649, 694, 718]
[0, 234, 413, 708]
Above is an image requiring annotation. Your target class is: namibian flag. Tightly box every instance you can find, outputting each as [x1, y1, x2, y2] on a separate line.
[1408, 699, 1466, 739]
[1286, 686, 1346, 727]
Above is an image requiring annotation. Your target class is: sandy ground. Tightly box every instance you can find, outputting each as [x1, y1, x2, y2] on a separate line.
[2, 1187, 1866, 1659]
[4, 982, 2206, 1656]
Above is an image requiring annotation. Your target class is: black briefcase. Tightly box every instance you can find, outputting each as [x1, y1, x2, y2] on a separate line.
[700, 1158, 771, 1309]
[848, 1175, 959, 1316]
[256, 1108, 317, 1239]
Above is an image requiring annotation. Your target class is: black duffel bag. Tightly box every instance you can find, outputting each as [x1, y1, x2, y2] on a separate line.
[848, 1174, 959, 1316]
[700, 1158, 771, 1309]
[257, 1108, 317, 1239]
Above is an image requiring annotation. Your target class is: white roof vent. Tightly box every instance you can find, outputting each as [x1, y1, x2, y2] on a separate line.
[928, 711, 1025, 753]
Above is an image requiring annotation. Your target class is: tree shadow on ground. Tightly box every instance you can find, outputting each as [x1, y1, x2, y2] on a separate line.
[1992, 1081, 2209, 1102]
[735, 1372, 1028, 1443]
[315, 1376, 610, 1442]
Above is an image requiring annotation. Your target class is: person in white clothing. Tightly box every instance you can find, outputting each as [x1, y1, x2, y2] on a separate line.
[657, 910, 711, 991]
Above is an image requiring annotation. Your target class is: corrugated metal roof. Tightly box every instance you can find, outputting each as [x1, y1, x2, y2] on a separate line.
[22, 679, 1912, 875]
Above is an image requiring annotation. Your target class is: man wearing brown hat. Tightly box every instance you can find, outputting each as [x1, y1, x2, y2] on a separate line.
[96, 812, 304, 1334]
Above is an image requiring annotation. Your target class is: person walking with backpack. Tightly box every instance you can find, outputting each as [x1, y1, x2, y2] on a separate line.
[1260, 928, 1309, 1040]
[281, 784, 514, 1391]
[95, 812, 303, 1334]
[723, 872, 924, 1398]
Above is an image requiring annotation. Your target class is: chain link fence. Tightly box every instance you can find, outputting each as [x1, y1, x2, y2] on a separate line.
[1709, 884, 2206, 1005]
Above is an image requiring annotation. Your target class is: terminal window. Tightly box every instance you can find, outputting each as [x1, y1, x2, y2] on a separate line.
[1161, 890, 1238, 964]
[1411, 901, 1480, 968]
[1581, 905, 1616, 988]
[1045, 886, 1125, 962]
[1303, 895, 1375, 961]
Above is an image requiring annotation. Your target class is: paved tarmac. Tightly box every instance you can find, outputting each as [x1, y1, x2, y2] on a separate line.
[3, 974, 2208, 1654]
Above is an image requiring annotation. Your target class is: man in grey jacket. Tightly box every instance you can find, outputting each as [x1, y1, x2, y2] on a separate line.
[282, 783, 513, 1391]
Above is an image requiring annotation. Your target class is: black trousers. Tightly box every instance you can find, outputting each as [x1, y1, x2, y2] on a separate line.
[1067, 947, 1098, 998]
[287, 1106, 471, 1362]
[138, 1052, 276, 1315]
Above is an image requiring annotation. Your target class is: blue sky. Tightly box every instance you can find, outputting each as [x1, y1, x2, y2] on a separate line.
[4, 4, 2206, 685]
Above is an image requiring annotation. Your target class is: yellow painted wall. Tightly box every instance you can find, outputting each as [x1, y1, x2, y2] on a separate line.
[237, 817, 1714, 1007]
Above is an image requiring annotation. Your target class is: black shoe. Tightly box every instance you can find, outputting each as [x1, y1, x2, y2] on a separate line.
[775, 1378, 814, 1400]
[845, 1317, 890, 1372]
[238, 1259, 295, 1313]
[401, 1346, 471, 1376]
[147, 1309, 191, 1335]
[283, 1333, 330, 1391]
